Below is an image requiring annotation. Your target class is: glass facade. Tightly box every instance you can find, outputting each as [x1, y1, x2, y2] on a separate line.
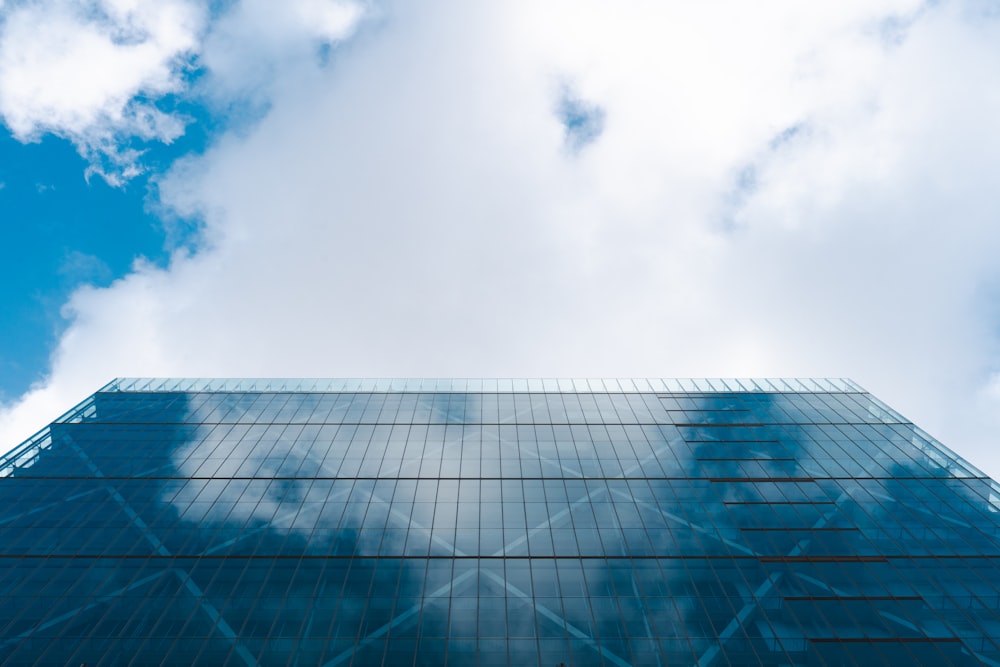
[1, 378, 999, 665]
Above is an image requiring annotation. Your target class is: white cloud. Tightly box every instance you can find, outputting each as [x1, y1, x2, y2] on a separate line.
[4, 0, 1000, 479]
[0, 0, 364, 183]
[192, 0, 365, 105]
[0, 0, 205, 183]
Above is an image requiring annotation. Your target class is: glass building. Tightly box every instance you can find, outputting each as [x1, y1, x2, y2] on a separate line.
[2, 378, 1000, 666]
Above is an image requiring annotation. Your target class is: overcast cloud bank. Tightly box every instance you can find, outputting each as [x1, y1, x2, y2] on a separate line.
[3, 0, 1000, 478]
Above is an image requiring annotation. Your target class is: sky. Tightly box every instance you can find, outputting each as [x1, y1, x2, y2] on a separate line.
[2, 0, 1000, 479]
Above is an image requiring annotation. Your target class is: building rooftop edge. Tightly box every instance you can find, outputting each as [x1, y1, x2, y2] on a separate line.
[104, 377, 866, 394]
[0, 377, 870, 475]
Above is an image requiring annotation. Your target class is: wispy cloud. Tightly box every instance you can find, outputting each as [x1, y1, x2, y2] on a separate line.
[0, 0, 365, 184]
[0, 0, 204, 184]
[58, 250, 112, 286]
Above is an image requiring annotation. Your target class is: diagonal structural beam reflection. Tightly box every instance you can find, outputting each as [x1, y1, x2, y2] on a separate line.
[60, 441, 259, 667]
[317, 439, 681, 667]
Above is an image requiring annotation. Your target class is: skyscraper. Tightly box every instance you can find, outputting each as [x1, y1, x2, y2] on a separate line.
[1, 378, 998, 665]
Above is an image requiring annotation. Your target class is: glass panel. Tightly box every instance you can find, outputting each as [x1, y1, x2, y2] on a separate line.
[0, 380, 997, 665]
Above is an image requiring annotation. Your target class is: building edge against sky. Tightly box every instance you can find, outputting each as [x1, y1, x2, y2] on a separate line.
[1, 378, 999, 665]
[3, 377, 981, 479]
[1, 377, 884, 475]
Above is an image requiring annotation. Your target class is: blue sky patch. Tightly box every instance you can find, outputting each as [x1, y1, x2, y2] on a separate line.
[0, 104, 210, 399]
[557, 91, 606, 153]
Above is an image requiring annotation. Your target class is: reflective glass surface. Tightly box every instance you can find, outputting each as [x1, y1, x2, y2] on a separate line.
[1, 379, 999, 665]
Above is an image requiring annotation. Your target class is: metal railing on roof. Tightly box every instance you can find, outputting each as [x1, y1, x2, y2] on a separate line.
[104, 377, 865, 394]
